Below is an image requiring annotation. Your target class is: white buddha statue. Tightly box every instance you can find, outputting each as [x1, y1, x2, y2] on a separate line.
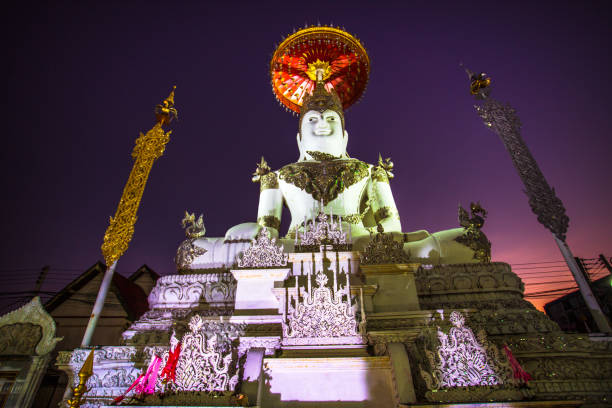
[185, 81, 479, 270]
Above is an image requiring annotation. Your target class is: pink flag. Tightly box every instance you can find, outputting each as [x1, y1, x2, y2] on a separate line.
[503, 345, 532, 384]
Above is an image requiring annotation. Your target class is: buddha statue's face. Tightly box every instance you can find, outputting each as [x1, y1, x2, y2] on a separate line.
[297, 109, 348, 160]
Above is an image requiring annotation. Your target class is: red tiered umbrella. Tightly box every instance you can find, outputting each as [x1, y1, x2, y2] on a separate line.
[270, 26, 370, 114]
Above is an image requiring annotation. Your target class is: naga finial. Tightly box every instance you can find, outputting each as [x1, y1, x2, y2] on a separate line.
[460, 63, 491, 99]
[155, 85, 178, 125]
[456, 201, 491, 262]
[458, 201, 487, 230]
[181, 211, 206, 239]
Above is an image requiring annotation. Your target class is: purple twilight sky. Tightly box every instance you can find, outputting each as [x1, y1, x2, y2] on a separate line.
[1, 0, 611, 312]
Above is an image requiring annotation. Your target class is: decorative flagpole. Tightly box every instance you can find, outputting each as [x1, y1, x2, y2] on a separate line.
[463, 67, 611, 333]
[81, 86, 177, 347]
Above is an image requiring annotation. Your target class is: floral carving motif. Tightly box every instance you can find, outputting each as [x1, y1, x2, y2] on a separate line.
[256, 215, 281, 231]
[146, 272, 236, 310]
[298, 211, 348, 249]
[282, 268, 363, 345]
[164, 316, 244, 392]
[68, 346, 137, 365]
[421, 312, 509, 389]
[237, 227, 288, 268]
[373, 206, 399, 223]
[416, 312, 521, 403]
[278, 158, 369, 205]
[410, 311, 533, 402]
[360, 228, 409, 265]
[175, 240, 207, 270]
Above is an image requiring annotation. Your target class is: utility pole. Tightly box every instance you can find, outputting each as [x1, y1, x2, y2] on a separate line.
[462, 66, 611, 333]
[81, 86, 177, 347]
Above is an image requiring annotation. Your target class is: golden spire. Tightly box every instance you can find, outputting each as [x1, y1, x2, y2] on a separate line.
[101, 86, 176, 266]
[165, 85, 176, 105]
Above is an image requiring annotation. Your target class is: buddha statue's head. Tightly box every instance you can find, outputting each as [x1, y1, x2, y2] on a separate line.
[297, 81, 348, 161]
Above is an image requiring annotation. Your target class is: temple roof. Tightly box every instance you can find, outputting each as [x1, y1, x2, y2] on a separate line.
[45, 261, 149, 321]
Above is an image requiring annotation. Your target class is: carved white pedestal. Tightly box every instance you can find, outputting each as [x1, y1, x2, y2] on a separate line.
[261, 356, 397, 407]
[361, 264, 420, 312]
[231, 268, 290, 311]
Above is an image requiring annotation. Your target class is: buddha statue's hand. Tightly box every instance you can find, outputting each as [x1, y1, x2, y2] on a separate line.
[224, 223, 279, 241]
[225, 223, 261, 241]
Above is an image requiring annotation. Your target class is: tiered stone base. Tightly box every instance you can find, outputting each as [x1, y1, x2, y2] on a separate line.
[260, 356, 397, 407]
[413, 262, 612, 406]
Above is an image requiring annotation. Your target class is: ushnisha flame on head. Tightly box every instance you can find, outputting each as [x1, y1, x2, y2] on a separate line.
[299, 80, 345, 135]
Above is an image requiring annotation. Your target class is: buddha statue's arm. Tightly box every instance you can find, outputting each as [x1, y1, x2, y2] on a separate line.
[225, 166, 281, 241]
[255, 171, 282, 237]
[367, 165, 402, 233]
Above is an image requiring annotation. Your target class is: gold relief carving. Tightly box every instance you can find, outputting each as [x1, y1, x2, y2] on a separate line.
[285, 225, 297, 239]
[343, 199, 371, 225]
[101, 87, 176, 266]
[371, 154, 394, 183]
[306, 150, 341, 161]
[306, 59, 332, 81]
[260, 173, 279, 190]
[279, 159, 369, 205]
[102, 122, 172, 266]
[360, 226, 410, 265]
[257, 215, 280, 230]
[343, 213, 363, 224]
[373, 206, 399, 223]
[371, 166, 389, 183]
[253, 157, 278, 190]
[253, 157, 272, 179]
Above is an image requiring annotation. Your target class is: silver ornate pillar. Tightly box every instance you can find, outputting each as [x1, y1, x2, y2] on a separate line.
[465, 67, 611, 333]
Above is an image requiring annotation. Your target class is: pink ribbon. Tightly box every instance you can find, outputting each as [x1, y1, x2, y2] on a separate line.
[136, 355, 163, 394]
[112, 373, 144, 404]
[503, 345, 532, 383]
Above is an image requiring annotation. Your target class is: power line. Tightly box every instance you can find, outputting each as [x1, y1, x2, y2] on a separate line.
[510, 261, 566, 266]
[515, 270, 572, 275]
[510, 258, 598, 267]
[524, 286, 578, 294]
[513, 265, 571, 270]
[524, 280, 576, 286]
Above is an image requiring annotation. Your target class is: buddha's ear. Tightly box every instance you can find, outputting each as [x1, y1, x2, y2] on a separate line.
[342, 129, 349, 157]
[297, 132, 306, 161]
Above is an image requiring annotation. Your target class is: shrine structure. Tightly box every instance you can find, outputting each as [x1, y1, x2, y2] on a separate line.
[55, 26, 612, 408]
